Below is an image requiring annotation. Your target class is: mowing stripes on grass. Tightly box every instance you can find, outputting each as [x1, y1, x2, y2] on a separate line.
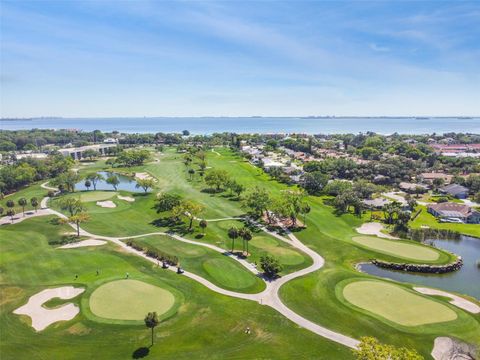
[341, 280, 457, 326]
[352, 236, 440, 261]
[89, 280, 175, 321]
[202, 258, 257, 289]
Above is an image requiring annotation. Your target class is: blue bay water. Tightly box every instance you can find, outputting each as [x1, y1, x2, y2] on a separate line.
[1, 117, 479, 134]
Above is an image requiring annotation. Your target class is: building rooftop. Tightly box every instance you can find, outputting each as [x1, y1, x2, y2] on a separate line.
[428, 202, 472, 217]
[440, 184, 469, 196]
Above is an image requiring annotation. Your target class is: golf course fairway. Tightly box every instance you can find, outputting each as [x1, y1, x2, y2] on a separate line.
[341, 280, 457, 326]
[89, 280, 176, 321]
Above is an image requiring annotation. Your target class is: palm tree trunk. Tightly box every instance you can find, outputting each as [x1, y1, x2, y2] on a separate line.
[151, 327, 154, 346]
[76, 222, 80, 237]
[189, 217, 193, 230]
[232, 238, 235, 253]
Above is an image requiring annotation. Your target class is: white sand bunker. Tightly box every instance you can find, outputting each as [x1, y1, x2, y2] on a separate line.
[117, 195, 135, 202]
[14, 286, 84, 331]
[135, 172, 154, 180]
[96, 200, 116, 208]
[59, 239, 107, 249]
[414, 287, 480, 314]
[356, 222, 398, 239]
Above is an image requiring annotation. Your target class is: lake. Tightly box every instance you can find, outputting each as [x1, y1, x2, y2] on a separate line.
[75, 171, 141, 192]
[359, 235, 480, 300]
[1, 117, 479, 134]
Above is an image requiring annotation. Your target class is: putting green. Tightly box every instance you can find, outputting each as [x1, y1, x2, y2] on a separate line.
[89, 280, 175, 321]
[342, 280, 457, 326]
[352, 236, 440, 261]
[78, 191, 117, 202]
[202, 258, 257, 289]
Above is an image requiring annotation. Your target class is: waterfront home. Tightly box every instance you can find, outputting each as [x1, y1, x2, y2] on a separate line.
[440, 184, 469, 199]
[427, 203, 480, 224]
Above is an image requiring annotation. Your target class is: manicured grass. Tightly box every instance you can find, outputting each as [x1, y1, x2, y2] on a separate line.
[1, 217, 352, 359]
[7, 147, 479, 358]
[89, 279, 176, 321]
[76, 191, 117, 202]
[129, 235, 265, 293]
[202, 258, 257, 289]
[339, 280, 457, 326]
[352, 236, 441, 262]
[250, 235, 305, 265]
[410, 205, 480, 238]
[1, 183, 47, 214]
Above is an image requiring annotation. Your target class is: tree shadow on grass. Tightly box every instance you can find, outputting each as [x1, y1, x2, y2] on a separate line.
[132, 347, 150, 359]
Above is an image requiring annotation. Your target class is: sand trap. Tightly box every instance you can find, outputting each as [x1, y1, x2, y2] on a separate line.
[135, 172, 154, 180]
[96, 200, 116, 208]
[14, 286, 84, 331]
[59, 239, 107, 249]
[414, 287, 480, 314]
[117, 195, 135, 202]
[356, 222, 398, 239]
[431, 337, 476, 360]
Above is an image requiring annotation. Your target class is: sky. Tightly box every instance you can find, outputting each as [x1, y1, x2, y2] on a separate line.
[1, 0, 479, 117]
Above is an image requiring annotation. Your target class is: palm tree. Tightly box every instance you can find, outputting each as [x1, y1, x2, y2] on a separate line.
[59, 198, 85, 216]
[61, 212, 90, 237]
[6, 200, 14, 209]
[18, 198, 27, 217]
[188, 168, 195, 181]
[30, 197, 39, 212]
[86, 173, 105, 191]
[199, 219, 207, 235]
[239, 227, 252, 256]
[144, 312, 160, 346]
[84, 180, 91, 191]
[7, 209, 15, 223]
[106, 175, 120, 191]
[228, 226, 239, 253]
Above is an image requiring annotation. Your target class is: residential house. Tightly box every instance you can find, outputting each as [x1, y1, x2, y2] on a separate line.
[419, 172, 453, 185]
[399, 182, 429, 193]
[440, 184, 469, 199]
[428, 203, 480, 224]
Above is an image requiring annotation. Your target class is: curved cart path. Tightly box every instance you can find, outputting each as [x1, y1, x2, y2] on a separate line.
[2, 196, 359, 349]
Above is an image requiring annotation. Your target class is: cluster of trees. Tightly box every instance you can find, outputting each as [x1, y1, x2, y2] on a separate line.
[203, 169, 245, 197]
[0, 196, 39, 222]
[243, 187, 310, 227]
[260, 255, 283, 278]
[0, 129, 111, 151]
[112, 149, 151, 167]
[227, 226, 253, 255]
[57, 198, 90, 236]
[126, 240, 179, 266]
[155, 193, 204, 231]
[304, 179, 379, 216]
[0, 154, 73, 194]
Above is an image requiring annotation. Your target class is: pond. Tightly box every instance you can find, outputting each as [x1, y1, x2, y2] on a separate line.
[359, 235, 480, 300]
[75, 171, 142, 192]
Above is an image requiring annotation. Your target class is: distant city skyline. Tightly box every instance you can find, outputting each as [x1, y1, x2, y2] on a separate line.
[1, 1, 479, 117]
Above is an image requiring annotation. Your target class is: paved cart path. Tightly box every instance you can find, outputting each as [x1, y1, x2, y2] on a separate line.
[1, 196, 359, 349]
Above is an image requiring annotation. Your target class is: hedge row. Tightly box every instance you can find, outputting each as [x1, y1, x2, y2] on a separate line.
[126, 240, 179, 265]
